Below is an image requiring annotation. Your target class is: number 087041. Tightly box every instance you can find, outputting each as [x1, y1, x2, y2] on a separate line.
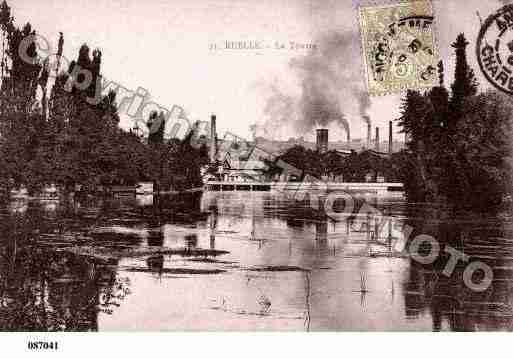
[27, 341, 59, 350]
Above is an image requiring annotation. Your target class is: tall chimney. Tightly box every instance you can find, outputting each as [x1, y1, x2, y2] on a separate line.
[346, 129, 351, 143]
[367, 123, 371, 148]
[210, 114, 217, 163]
[316, 128, 329, 154]
[375, 127, 380, 152]
[388, 121, 393, 154]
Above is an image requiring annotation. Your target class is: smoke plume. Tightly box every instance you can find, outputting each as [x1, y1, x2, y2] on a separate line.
[260, 30, 371, 140]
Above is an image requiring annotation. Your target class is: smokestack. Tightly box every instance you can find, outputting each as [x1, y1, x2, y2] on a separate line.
[375, 127, 380, 152]
[388, 121, 393, 154]
[347, 130, 350, 143]
[316, 128, 329, 154]
[210, 114, 217, 163]
[367, 123, 371, 148]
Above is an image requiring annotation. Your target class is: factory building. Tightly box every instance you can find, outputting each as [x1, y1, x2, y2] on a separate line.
[203, 114, 400, 184]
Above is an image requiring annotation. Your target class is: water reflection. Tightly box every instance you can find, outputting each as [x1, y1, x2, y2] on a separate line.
[146, 255, 165, 274]
[403, 212, 513, 331]
[0, 228, 129, 330]
[0, 192, 511, 331]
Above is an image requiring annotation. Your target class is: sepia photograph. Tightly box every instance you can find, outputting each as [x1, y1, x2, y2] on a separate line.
[1, 0, 513, 356]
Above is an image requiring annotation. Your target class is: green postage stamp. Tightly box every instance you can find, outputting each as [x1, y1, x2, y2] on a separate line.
[358, 0, 439, 96]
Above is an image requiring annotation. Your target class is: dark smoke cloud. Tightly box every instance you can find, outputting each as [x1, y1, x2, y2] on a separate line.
[261, 30, 370, 139]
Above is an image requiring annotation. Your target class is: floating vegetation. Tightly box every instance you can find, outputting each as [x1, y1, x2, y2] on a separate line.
[89, 227, 147, 244]
[58, 246, 230, 265]
[188, 258, 237, 264]
[122, 267, 226, 275]
[244, 265, 310, 272]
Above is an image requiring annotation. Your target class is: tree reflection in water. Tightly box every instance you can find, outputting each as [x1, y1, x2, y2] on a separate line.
[403, 207, 513, 331]
[0, 201, 130, 331]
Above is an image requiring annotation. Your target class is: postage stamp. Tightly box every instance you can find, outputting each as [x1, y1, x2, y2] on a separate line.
[476, 4, 513, 95]
[358, 0, 439, 96]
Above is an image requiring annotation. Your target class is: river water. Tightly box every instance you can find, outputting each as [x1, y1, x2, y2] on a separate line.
[0, 191, 512, 331]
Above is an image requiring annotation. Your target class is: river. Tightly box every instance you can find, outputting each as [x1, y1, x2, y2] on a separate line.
[0, 191, 512, 331]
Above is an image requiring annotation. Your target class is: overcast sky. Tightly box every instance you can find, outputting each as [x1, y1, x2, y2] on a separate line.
[9, 0, 512, 141]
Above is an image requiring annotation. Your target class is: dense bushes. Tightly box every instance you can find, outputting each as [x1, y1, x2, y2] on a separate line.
[397, 34, 513, 209]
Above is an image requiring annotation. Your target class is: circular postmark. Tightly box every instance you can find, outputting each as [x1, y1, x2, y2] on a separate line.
[477, 5, 513, 95]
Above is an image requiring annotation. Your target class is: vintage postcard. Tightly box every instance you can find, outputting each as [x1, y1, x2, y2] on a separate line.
[0, 0, 512, 357]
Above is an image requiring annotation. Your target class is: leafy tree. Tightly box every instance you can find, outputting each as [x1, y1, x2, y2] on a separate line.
[0, 4, 47, 193]
[396, 33, 512, 210]
[0, 0, 208, 196]
[450, 34, 478, 127]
